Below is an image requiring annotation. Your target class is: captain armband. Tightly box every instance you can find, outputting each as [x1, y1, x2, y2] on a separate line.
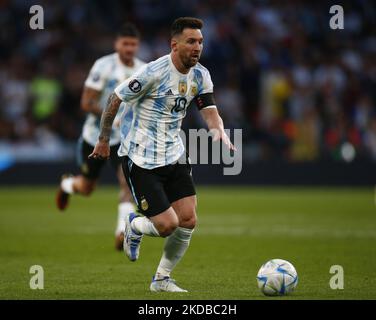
[195, 93, 216, 110]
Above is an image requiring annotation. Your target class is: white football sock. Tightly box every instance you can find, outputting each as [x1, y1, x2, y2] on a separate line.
[131, 216, 160, 237]
[155, 227, 194, 279]
[115, 202, 134, 235]
[61, 177, 75, 194]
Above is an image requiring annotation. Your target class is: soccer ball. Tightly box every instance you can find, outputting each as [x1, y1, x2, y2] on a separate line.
[256, 259, 298, 296]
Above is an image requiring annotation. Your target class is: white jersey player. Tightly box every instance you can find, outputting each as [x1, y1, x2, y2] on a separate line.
[114, 53, 214, 169]
[82, 53, 144, 147]
[56, 23, 145, 251]
[90, 17, 235, 292]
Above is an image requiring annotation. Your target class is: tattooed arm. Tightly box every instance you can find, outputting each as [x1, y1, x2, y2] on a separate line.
[88, 93, 122, 159]
[81, 87, 103, 116]
[98, 92, 122, 142]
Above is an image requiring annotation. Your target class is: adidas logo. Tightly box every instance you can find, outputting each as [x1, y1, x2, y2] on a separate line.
[165, 89, 173, 96]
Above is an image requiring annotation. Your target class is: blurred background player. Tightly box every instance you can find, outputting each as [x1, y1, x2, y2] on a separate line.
[56, 23, 145, 250]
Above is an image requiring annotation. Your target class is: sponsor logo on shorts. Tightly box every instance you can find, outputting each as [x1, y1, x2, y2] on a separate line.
[141, 197, 148, 211]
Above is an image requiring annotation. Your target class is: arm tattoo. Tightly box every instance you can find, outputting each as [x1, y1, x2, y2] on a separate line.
[98, 93, 121, 142]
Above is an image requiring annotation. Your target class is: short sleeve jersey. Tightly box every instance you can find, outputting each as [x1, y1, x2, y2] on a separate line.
[114, 54, 214, 169]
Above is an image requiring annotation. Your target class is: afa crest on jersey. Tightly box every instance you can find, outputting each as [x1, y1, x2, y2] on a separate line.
[190, 82, 198, 96]
[178, 80, 187, 95]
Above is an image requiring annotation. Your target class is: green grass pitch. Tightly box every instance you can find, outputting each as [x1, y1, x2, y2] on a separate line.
[1, 186, 375, 299]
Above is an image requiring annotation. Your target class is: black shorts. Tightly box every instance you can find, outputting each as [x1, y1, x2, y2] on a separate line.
[121, 155, 196, 217]
[77, 138, 121, 180]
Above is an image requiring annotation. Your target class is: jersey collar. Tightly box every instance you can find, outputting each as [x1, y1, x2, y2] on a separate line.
[168, 54, 191, 77]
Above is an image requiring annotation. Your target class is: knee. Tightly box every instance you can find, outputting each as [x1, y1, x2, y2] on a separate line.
[119, 187, 133, 203]
[81, 182, 95, 196]
[179, 212, 197, 229]
[156, 217, 179, 237]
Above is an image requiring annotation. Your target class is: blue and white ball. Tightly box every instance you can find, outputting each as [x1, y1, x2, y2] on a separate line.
[256, 259, 298, 296]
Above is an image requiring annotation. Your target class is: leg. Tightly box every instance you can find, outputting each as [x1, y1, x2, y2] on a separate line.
[172, 195, 197, 229]
[128, 207, 179, 238]
[114, 165, 136, 250]
[72, 175, 97, 195]
[56, 138, 105, 210]
[152, 156, 197, 287]
[154, 196, 196, 280]
[121, 155, 177, 238]
[121, 156, 194, 292]
[121, 156, 179, 260]
[56, 174, 98, 210]
[117, 164, 133, 203]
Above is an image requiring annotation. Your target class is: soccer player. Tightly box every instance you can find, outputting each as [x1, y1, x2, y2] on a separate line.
[89, 17, 235, 292]
[56, 23, 145, 250]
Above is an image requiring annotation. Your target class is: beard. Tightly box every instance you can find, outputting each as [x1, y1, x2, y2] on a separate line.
[121, 53, 132, 61]
[181, 53, 200, 69]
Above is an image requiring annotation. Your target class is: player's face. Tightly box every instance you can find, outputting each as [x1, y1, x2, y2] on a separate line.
[115, 36, 139, 63]
[174, 28, 203, 69]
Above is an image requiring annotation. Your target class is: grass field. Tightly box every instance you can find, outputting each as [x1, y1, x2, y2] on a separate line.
[1, 186, 376, 300]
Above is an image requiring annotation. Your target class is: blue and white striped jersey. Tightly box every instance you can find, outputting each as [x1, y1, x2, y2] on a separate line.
[114, 54, 214, 169]
[82, 53, 145, 146]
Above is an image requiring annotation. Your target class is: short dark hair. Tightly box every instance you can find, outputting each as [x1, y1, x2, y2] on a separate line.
[117, 23, 140, 38]
[171, 17, 203, 37]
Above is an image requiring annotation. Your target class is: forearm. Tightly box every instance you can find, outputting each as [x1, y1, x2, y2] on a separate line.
[98, 93, 122, 142]
[83, 101, 102, 116]
[200, 107, 235, 150]
[80, 87, 103, 116]
[200, 107, 224, 132]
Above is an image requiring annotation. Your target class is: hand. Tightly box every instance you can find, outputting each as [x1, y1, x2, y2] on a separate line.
[211, 128, 237, 151]
[88, 140, 110, 160]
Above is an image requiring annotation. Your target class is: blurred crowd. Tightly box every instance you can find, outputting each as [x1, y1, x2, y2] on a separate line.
[0, 0, 375, 162]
